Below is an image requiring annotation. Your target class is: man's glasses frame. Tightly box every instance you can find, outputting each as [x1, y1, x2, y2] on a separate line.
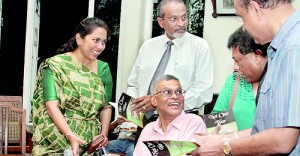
[154, 89, 186, 97]
[161, 15, 188, 24]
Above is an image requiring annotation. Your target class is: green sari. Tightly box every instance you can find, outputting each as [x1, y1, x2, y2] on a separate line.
[32, 54, 107, 155]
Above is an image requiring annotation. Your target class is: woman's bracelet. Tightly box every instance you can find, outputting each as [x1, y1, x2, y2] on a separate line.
[66, 132, 74, 140]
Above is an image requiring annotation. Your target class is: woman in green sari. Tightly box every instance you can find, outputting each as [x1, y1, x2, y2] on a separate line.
[32, 17, 113, 155]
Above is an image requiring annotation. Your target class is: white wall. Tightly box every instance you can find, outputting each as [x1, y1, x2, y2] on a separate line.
[116, 0, 153, 101]
[203, 0, 300, 93]
[203, 1, 240, 93]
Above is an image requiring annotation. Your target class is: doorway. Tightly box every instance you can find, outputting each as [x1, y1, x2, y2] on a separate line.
[38, 0, 89, 65]
[0, 0, 27, 96]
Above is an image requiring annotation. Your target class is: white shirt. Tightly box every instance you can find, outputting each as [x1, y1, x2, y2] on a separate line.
[126, 32, 214, 111]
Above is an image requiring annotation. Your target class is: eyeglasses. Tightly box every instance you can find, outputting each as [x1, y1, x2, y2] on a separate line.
[154, 89, 186, 97]
[161, 16, 188, 24]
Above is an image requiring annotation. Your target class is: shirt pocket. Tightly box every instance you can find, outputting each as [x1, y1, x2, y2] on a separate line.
[174, 62, 195, 84]
[256, 80, 272, 120]
[258, 80, 272, 104]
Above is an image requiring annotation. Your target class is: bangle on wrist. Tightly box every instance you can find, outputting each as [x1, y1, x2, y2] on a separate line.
[66, 132, 74, 140]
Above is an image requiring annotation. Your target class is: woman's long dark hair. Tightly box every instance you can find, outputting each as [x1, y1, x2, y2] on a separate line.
[56, 17, 110, 54]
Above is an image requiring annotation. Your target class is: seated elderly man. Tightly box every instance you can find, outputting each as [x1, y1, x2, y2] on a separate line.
[133, 75, 207, 156]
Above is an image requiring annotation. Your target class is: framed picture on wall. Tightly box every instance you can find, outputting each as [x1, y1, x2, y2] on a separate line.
[217, 0, 235, 14]
[212, 0, 236, 18]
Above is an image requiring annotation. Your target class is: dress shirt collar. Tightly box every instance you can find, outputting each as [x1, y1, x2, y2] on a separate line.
[153, 111, 185, 134]
[162, 32, 187, 49]
[269, 10, 300, 58]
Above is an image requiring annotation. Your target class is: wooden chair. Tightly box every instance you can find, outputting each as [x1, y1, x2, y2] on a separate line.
[0, 96, 26, 154]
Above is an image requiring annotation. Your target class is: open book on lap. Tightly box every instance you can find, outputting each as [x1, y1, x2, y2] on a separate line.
[142, 140, 199, 156]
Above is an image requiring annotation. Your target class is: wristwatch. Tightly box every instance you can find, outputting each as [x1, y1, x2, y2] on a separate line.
[223, 140, 232, 156]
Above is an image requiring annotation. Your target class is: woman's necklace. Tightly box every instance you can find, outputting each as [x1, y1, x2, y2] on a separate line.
[71, 52, 94, 71]
[85, 60, 94, 70]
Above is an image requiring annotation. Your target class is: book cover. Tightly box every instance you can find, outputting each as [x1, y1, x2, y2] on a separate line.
[118, 92, 144, 128]
[142, 140, 199, 156]
[203, 110, 238, 134]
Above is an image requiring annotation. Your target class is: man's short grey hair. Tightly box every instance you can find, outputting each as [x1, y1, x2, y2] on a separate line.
[238, 0, 291, 10]
[157, 0, 185, 17]
[150, 75, 180, 95]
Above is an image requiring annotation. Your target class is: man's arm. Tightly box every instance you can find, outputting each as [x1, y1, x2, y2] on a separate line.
[191, 127, 299, 156]
[126, 56, 155, 113]
[108, 116, 127, 132]
[126, 44, 156, 113]
[126, 44, 145, 99]
[184, 40, 214, 111]
[126, 62, 139, 99]
[232, 127, 299, 155]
